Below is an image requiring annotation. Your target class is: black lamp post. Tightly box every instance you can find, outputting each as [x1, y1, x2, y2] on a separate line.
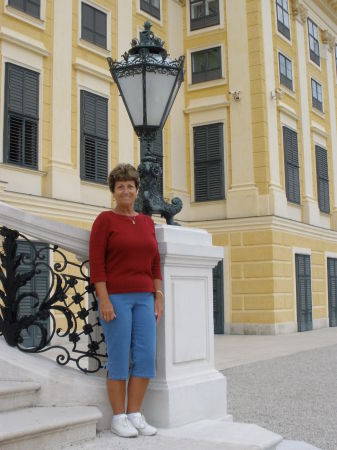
[107, 21, 185, 225]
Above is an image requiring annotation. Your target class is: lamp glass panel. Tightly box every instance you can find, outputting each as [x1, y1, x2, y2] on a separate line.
[160, 76, 181, 127]
[118, 73, 143, 126]
[145, 71, 176, 126]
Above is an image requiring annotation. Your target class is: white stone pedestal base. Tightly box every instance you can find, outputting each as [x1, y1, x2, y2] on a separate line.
[143, 225, 228, 428]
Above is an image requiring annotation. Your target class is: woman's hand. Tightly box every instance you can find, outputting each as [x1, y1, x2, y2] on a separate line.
[99, 298, 116, 322]
[154, 292, 164, 324]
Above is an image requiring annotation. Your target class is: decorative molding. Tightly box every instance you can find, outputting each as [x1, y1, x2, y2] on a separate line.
[0, 27, 49, 56]
[186, 214, 337, 243]
[292, 0, 308, 24]
[73, 58, 112, 82]
[277, 102, 300, 121]
[311, 124, 329, 138]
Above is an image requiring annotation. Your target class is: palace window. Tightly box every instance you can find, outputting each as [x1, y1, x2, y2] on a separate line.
[193, 123, 224, 202]
[80, 91, 108, 184]
[8, 0, 40, 18]
[315, 145, 330, 213]
[190, 0, 220, 31]
[283, 127, 300, 204]
[279, 53, 293, 90]
[81, 2, 107, 49]
[191, 46, 222, 84]
[140, 0, 160, 20]
[308, 18, 320, 66]
[311, 78, 323, 111]
[276, 0, 290, 40]
[3, 63, 39, 169]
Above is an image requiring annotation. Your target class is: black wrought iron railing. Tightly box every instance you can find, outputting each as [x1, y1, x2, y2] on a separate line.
[0, 225, 107, 373]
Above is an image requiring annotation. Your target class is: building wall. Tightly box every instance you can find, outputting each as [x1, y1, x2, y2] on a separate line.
[1, 0, 337, 334]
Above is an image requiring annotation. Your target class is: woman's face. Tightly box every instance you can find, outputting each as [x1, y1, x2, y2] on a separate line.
[113, 180, 137, 209]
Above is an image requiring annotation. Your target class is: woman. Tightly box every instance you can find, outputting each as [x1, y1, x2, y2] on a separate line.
[89, 163, 163, 438]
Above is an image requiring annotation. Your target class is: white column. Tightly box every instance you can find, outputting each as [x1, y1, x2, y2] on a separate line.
[46, 0, 80, 201]
[294, 6, 320, 225]
[225, 0, 259, 218]
[117, 0, 134, 164]
[323, 33, 337, 229]
[261, 0, 287, 216]
[167, 0, 189, 213]
[142, 225, 229, 427]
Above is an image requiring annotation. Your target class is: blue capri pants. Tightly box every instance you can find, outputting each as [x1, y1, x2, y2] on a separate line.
[99, 292, 156, 380]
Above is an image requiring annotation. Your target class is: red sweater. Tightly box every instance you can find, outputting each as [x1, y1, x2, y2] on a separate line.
[89, 211, 162, 294]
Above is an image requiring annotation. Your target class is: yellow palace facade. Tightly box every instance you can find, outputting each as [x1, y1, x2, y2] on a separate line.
[1, 0, 337, 334]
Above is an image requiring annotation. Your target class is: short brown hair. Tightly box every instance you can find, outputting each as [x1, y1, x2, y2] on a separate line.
[108, 163, 140, 193]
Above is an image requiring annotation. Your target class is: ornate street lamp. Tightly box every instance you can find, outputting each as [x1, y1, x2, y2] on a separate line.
[107, 21, 185, 225]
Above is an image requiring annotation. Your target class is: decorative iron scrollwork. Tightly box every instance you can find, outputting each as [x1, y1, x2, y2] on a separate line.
[0, 226, 106, 373]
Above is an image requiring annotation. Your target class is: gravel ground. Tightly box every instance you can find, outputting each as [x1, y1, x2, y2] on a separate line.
[222, 344, 337, 450]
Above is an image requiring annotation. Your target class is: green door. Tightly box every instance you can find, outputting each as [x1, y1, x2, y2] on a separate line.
[213, 260, 224, 334]
[17, 241, 50, 347]
[327, 258, 337, 327]
[295, 254, 313, 332]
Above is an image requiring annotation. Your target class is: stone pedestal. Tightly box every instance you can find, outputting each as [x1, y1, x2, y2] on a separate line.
[143, 225, 229, 428]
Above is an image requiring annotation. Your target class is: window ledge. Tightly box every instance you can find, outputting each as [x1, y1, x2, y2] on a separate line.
[281, 85, 296, 99]
[78, 38, 111, 58]
[4, 5, 45, 30]
[187, 78, 226, 92]
[0, 162, 46, 176]
[187, 23, 224, 36]
[80, 180, 108, 189]
[312, 107, 325, 119]
[308, 58, 321, 71]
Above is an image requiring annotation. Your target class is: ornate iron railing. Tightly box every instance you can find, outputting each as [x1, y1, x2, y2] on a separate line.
[0, 225, 107, 373]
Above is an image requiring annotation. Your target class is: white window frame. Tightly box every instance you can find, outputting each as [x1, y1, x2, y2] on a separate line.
[275, 0, 291, 43]
[78, 0, 111, 56]
[311, 76, 323, 112]
[278, 50, 294, 92]
[137, 0, 163, 27]
[4, 0, 46, 30]
[186, 0, 224, 36]
[187, 43, 226, 91]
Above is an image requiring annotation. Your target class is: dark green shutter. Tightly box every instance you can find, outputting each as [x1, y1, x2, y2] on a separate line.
[327, 258, 337, 327]
[295, 254, 313, 332]
[4, 63, 39, 169]
[140, 130, 163, 196]
[315, 145, 330, 213]
[194, 123, 224, 202]
[213, 260, 224, 334]
[283, 127, 300, 204]
[80, 91, 108, 184]
[17, 241, 50, 347]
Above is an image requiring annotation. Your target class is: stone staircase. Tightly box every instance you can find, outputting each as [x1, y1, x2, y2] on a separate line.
[0, 380, 102, 450]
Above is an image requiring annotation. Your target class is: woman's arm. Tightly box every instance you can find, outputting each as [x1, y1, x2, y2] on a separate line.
[153, 278, 164, 324]
[95, 281, 116, 322]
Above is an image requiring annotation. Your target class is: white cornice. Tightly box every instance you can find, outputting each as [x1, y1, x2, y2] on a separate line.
[278, 102, 300, 121]
[0, 27, 49, 56]
[184, 215, 337, 242]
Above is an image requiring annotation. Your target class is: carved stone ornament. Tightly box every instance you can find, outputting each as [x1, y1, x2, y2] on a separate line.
[292, 0, 308, 24]
[322, 29, 336, 51]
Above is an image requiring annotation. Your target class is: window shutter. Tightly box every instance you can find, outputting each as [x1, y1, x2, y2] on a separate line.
[295, 254, 313, 332]
[4, 63, 39, 169]
[213, 260, 224, 334]
[283, 127, 300, 204]
[315, 145, 330, 213]
[194, 123, 224, 202]
[327, 258, 337, 327]
[80, 91, 108, 184]
[16, 242, 50, 347]
[81, 2, 107, 49]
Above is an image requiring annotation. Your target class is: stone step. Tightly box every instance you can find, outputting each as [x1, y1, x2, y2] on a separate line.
[0, 381, 40, 412]
[0, 406, 102, 450]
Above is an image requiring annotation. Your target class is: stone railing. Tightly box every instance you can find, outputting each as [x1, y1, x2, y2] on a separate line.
[0, 201, 106, 373]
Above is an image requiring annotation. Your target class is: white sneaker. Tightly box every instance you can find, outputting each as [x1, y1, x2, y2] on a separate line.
[128, 413, 157, 436]
[111, 414, 138, 438]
